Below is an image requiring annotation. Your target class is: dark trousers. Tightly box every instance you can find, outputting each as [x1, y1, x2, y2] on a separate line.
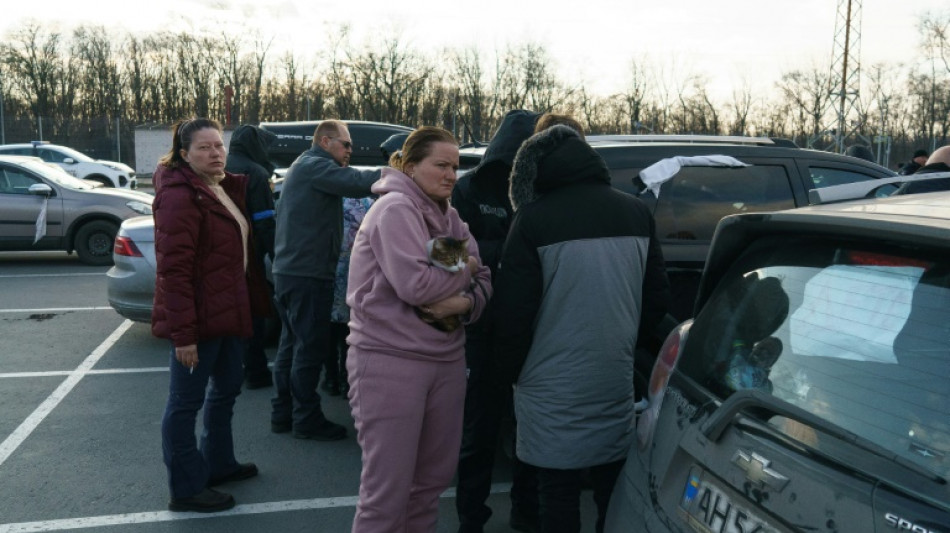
[456, 333, 538, 528]
[243, 314, 270, 379]
[271, 274, 333, 432]
[324, 322, 349, 387]
[161, 337, 244, 499]
[535, 460, 625, 533]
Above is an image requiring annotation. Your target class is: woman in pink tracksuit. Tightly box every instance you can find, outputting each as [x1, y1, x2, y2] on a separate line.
[346, 126, 492, 532]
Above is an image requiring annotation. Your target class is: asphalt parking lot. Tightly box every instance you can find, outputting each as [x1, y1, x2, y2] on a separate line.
[0, 251, 547, 533]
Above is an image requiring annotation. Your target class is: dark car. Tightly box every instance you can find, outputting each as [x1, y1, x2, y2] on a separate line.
[606, 191, 950, 532]
[259, 120, 414, 168]
[468, 134, 896, 320]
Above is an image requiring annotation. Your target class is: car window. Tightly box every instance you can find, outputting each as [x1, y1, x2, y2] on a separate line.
[652, 166, 795, 241]
[680, 237, 950, 479]
[808, 166, 880, 188]
[37, 147, 67, 163]
[0, 165, 42, 194]
[0, 147, 33, 156]
[15, 160, 94, 190]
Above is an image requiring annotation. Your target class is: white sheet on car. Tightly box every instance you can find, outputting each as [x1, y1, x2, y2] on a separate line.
[790, 264, 925, 363]
[638, 155, 750, 198]
[33, 197, 48, 244]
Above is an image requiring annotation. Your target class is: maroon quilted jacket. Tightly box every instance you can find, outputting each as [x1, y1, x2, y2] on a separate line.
[151, 164, 270, 347]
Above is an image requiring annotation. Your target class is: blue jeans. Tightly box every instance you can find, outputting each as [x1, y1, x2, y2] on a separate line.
[271, 274, 333, 432]
[161, 337, 244, 499]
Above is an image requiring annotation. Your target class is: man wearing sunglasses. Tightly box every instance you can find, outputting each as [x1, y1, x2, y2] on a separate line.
[271, 120, 381, 441]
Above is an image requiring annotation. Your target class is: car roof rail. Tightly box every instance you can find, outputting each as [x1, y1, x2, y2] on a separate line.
[31, 140, 51, 147]
[586, 134, 785, 146]
[769, 137, 799, 148]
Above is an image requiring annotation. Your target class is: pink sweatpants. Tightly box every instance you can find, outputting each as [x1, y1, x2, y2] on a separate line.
[347, 346, 466, 533]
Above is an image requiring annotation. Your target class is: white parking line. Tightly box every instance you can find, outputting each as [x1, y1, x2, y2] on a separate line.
[0, 307, 113, 314]
[0, 273, 104, 279]
[0, 368, 168, 379]
[0, 320, 134, 469]
[0, 485, 511, 532]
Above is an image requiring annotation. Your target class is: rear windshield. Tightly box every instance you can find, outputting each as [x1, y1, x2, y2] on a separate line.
[680, 237, 950, 479]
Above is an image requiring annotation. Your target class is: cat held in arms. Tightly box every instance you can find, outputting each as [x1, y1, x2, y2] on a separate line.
[416, 236, 468, 332]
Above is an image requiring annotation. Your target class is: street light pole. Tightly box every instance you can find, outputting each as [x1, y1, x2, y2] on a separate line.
[0, 86, 5, 145]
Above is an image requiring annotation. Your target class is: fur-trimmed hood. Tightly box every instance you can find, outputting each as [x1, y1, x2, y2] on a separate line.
[509, 125, 610, 210]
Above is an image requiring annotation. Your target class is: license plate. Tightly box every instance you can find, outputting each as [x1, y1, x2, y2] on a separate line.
[680, 469, 778, 533]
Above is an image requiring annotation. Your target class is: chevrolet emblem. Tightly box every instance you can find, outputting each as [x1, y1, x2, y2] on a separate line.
[732, 450, 789, 492]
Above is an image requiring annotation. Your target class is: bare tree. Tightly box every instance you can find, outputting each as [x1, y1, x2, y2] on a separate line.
[1, 23, 69, 137]
[727, 79, 754, 136]
[450, 46, 486, 141]
[775, 67, 833, 146]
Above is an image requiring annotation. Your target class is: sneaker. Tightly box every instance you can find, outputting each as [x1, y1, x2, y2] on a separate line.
[208, 462, 258, 487]
[169, 488, 235, 513]
[293, 419, 347, 441]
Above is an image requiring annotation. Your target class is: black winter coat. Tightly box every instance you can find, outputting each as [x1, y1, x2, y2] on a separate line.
[226, 125, 277, 260]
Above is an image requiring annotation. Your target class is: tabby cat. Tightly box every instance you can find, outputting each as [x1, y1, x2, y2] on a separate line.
[415, 237, 468, 332]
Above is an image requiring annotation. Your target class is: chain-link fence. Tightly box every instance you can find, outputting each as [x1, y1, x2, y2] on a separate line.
[0, 114, 137, 168]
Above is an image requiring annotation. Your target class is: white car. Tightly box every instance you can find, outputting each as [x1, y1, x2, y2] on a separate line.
[0, 141, 137, 189]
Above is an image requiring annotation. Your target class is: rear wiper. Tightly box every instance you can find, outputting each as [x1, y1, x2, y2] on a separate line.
[702, 389, 946, 484]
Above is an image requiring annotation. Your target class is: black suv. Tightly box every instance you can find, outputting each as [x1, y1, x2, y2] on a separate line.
[460, 135, 896, 320]
[259, 120, 414, 168]
[606, 191, 950, 533]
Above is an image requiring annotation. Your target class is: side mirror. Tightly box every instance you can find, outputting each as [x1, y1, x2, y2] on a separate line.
[62, 157, 77, 165]
[28, 183, 53, 196]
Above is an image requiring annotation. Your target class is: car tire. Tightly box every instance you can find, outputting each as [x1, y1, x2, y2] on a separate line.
[86, 175, 114, 187]
[75, 220, 118, 266]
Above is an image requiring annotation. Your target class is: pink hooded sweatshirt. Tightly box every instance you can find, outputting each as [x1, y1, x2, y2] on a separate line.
[346, 167, 492, 361]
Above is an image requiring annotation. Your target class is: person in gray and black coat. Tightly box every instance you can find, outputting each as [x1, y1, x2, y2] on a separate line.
[226, 124, 278, 389]
[492, 125, 670, 533]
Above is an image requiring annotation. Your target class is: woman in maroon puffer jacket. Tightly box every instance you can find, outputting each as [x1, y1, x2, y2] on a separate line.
[152, 117, 269, 513]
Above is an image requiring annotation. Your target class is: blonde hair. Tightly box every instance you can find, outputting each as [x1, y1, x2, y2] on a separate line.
[388, 127, 457, 172]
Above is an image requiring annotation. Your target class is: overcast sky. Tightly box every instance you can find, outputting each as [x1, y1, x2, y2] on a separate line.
[2, 0, 947, 100]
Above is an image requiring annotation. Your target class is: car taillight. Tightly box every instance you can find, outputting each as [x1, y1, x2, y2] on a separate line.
[114, 236, 143, 257]
[844, 250, 932, 270]
[637, 320, 691, 451]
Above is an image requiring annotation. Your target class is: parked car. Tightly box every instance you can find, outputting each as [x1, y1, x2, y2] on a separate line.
[107, 215, 155, 321]
[606, 191, 950, 532]
[0, 141, 137, 189]
[0, 155, 153, 265]
[259, 120, 414, 168]
[486, 134, 895, 321]
[108, 216, 280, 340]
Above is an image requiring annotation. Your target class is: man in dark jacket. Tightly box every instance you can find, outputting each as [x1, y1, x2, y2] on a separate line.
[894, 145, 950, 195]
[226, 124, 277, 389]
[452, 109, 540, 533]
[270, 120, 380, 441]
[492, 124, 670, 533]
[899, 149, 929, 175]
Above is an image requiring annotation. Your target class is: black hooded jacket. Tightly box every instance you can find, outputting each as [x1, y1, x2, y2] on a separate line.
[226, 125, 277, 259]
[451, 110, 539, 339]
[452, 110, 539, 277]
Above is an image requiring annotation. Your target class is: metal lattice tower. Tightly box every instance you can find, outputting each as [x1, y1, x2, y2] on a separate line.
[827, 0, 863, 152]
